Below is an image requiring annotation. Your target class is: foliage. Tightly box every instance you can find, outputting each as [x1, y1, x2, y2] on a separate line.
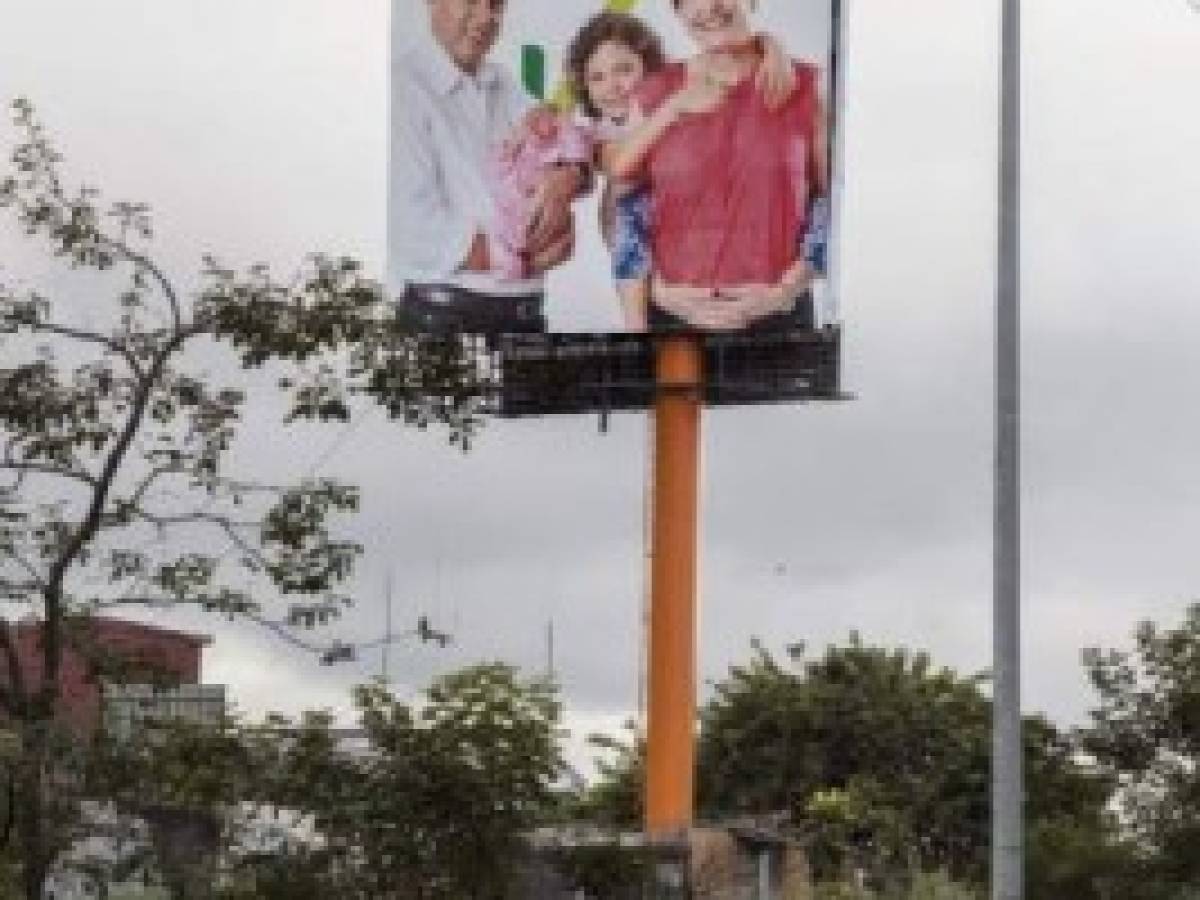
[541, 842, 656, 898]
[694, 636, 995, 883]
[905, 871, 983, 900]
[4, 664, 561, 898]
[0, 97, 485, 898]
[573, 722, 644, 828]
[812, 870, 982, 899]
[86, 714, 279, 897]
[1079, 602, 1200, 893]
[332, 665, 562, 898]
[187, 665, 564, 899]
[1024, 814, 1161, 900]
[693, 635, 1112, 889]
[0, 849, 17, 899]
[580, 634, 1114, 894]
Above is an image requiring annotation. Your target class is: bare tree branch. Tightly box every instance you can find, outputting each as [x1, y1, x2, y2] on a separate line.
[0, 579, 41, 598]
[37, 330, 194, 712]
[80, 596, 178, 612]
[19, 320, 144, 378]
[122, 464, 184, 512]
[244, 611, 327, 655]
[3, 550, 46, 590]
[0, 462, 98, 491]
[208, 516, 271, 572]
[0, 466, 26, 495]
[111, 509, 267, 571]
[96, 235, 182, 332]
[77, 594, 325, 656]
[109, 503, 264, 534]
[149, 512, 263, 532]
[203, 478, 293, 496]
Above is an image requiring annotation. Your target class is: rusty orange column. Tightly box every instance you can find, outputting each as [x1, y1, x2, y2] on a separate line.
[645, 335, 703, 838]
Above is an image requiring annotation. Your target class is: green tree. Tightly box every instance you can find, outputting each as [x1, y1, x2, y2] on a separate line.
[93, 708, 350, 899]
[812, 870, 982, 899]
[584, 636, 1115, 894]
[0, 98, 480, 898]
[330, 665, 562, 898]
[695, 637, 1113, 890]
[86, 713, 278, 898]
[184, 665, 563, 899]
[69, 666, 562, 898]
[695, 636, 998, 885]
[1080, 603, 1200, 895]
[1024, 815, 1155, 900]
[573, 724, 644, 828]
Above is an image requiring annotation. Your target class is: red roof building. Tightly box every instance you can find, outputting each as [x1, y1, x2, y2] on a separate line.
[2, 617, 211, 736]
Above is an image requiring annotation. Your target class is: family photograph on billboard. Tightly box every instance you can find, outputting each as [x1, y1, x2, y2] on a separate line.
[389, 0, 841, 336]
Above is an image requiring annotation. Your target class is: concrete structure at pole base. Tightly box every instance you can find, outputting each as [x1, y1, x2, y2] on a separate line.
[521, 819, 813, 899]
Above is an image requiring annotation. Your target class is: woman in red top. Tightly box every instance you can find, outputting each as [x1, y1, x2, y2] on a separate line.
[609, 0, 828, 331]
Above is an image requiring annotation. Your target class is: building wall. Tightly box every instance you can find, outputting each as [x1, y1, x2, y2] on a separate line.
[2, 618, 207, 736]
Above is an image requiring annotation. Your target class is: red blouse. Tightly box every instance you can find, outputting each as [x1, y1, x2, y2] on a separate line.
[634, 60, 819, 288]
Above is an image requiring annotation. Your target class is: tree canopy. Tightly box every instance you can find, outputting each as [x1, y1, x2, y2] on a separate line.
[580, 633, 1122, 897]
[0, 97, 483, 898]
[86, 664, 562, 899]
[1079, 602, 1200, 895]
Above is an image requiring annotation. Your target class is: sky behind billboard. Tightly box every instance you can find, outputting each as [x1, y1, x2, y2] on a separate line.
[3, 0, 1200, 770]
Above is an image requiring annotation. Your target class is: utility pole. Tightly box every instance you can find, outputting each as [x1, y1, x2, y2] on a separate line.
[993, 0, 1023, 897]
[382, 571, 394, 685]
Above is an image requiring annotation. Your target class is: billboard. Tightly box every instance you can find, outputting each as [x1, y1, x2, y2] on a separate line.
[389, 0, 841, 337]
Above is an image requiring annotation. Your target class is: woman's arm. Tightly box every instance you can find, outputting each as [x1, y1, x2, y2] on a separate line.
[606, 68, 728, 181]
[604, 100, 680, 181]
[754, 33, 797, 109]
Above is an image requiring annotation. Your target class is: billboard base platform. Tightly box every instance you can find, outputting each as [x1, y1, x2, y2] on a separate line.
[495, 327, 846, 418]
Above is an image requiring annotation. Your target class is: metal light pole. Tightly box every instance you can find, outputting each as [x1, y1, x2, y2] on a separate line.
[993, 0, 1022, 898]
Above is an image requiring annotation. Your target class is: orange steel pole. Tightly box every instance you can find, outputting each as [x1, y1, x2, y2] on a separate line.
[645, 334, 703, 838]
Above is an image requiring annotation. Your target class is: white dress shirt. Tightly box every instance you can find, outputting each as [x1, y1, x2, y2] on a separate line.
[389, 38, 541, 297]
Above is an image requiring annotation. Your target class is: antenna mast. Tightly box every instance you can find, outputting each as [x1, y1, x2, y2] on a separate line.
[382, 571, 394, 685]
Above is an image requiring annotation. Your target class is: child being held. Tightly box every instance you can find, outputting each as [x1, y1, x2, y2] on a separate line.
[487, 111, 592, 281]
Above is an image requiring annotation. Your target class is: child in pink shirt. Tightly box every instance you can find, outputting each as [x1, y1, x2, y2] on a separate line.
[486, 111, 592, 281]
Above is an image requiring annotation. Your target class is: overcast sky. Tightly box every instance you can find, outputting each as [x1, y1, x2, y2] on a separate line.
[4, 0, 1200, 771]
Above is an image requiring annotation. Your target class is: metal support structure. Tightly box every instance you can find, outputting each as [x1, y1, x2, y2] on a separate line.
[644, 336, 703, 839]
[993, 0, 1023, 897]
[757, 848, 772, 900]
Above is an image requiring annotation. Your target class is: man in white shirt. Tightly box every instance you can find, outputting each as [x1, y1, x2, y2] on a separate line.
[390, 0, 585, 333]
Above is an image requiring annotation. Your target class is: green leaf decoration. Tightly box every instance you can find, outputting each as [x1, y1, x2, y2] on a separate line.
[521, 44, 546, 100]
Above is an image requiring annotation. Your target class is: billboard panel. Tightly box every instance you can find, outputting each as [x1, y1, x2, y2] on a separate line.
[389, 0, 841, 337]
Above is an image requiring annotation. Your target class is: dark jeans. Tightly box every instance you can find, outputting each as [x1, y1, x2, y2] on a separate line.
[648, 291, 815, 333]
[400, 283, 547, 335]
